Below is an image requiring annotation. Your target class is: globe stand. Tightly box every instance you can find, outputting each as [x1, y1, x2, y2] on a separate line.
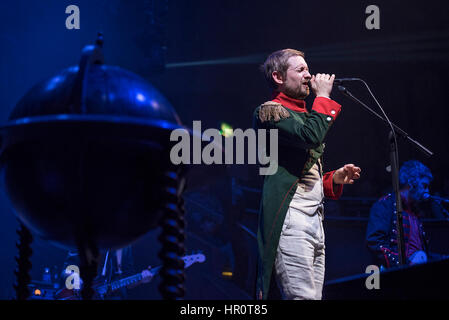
[14, 222, 33, 300]
[158, 167, 187, 299]
[76, 237, 100, 300]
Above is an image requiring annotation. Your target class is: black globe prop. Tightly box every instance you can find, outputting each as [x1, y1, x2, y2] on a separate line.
[0, 36, 187, 300]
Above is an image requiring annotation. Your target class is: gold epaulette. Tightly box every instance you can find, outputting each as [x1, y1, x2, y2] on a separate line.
[258, 102, 291, 123]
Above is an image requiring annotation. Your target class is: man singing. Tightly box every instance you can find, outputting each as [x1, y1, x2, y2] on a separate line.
[254, 49, 361, 300]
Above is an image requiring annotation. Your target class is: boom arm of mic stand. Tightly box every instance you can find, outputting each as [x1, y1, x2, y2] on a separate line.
[337, 84, 434, 266]
[337, 86, 433, 157]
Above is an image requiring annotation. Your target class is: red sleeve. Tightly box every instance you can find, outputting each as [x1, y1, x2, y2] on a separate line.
[311, 97, 342, 121]
[323, 170, 343, 200]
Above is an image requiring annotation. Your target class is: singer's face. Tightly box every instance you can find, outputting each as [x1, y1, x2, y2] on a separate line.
[282, 56, 312, 99]
[409, 177, 431, 203]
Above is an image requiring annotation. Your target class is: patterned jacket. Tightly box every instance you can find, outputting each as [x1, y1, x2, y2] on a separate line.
[366, 194, 429, 268]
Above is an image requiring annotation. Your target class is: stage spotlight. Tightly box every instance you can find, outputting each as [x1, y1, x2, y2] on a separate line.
[220, 122, 233, 137]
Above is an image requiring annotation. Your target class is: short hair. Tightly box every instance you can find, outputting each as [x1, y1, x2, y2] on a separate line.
[260, 49, 305, 89]
[399, 160, 433, 188]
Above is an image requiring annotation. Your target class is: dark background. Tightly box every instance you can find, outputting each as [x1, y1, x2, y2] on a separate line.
[0, 0, 448, 299]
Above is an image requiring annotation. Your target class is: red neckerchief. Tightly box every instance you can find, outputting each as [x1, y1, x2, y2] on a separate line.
[271, 91, 307, 113]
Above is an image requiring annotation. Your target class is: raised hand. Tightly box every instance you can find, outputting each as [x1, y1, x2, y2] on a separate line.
[408, 250, 427, 265]
[333, 164, 361, 185]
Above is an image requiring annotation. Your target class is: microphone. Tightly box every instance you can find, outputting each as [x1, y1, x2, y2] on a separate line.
[333, 78, 360, 85]
[423, 193, 449, 203]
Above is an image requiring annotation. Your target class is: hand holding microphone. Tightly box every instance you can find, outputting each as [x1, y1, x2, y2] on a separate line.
[310, 76, 361, 98]
[310, 73, 335, 99]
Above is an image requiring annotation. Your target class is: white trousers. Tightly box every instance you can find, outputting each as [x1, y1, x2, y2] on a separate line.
[274, 206, 325, 300]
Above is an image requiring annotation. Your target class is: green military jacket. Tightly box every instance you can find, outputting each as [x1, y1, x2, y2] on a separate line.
[253, 93, 342, 300]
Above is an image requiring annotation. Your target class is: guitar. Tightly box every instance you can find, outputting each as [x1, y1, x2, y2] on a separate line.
[56, 253, 206, 300]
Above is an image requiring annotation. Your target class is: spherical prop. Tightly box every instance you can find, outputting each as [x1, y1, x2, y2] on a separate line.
[0, 45, 183, 250]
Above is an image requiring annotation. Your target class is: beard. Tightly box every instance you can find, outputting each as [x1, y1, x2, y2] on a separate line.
[407, 187, 428, 213]
[410, 188, 425, 203]
[284, 83, 310, 100]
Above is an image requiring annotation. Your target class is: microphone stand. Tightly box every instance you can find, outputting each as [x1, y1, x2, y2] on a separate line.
[337, 85, 433, 266]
